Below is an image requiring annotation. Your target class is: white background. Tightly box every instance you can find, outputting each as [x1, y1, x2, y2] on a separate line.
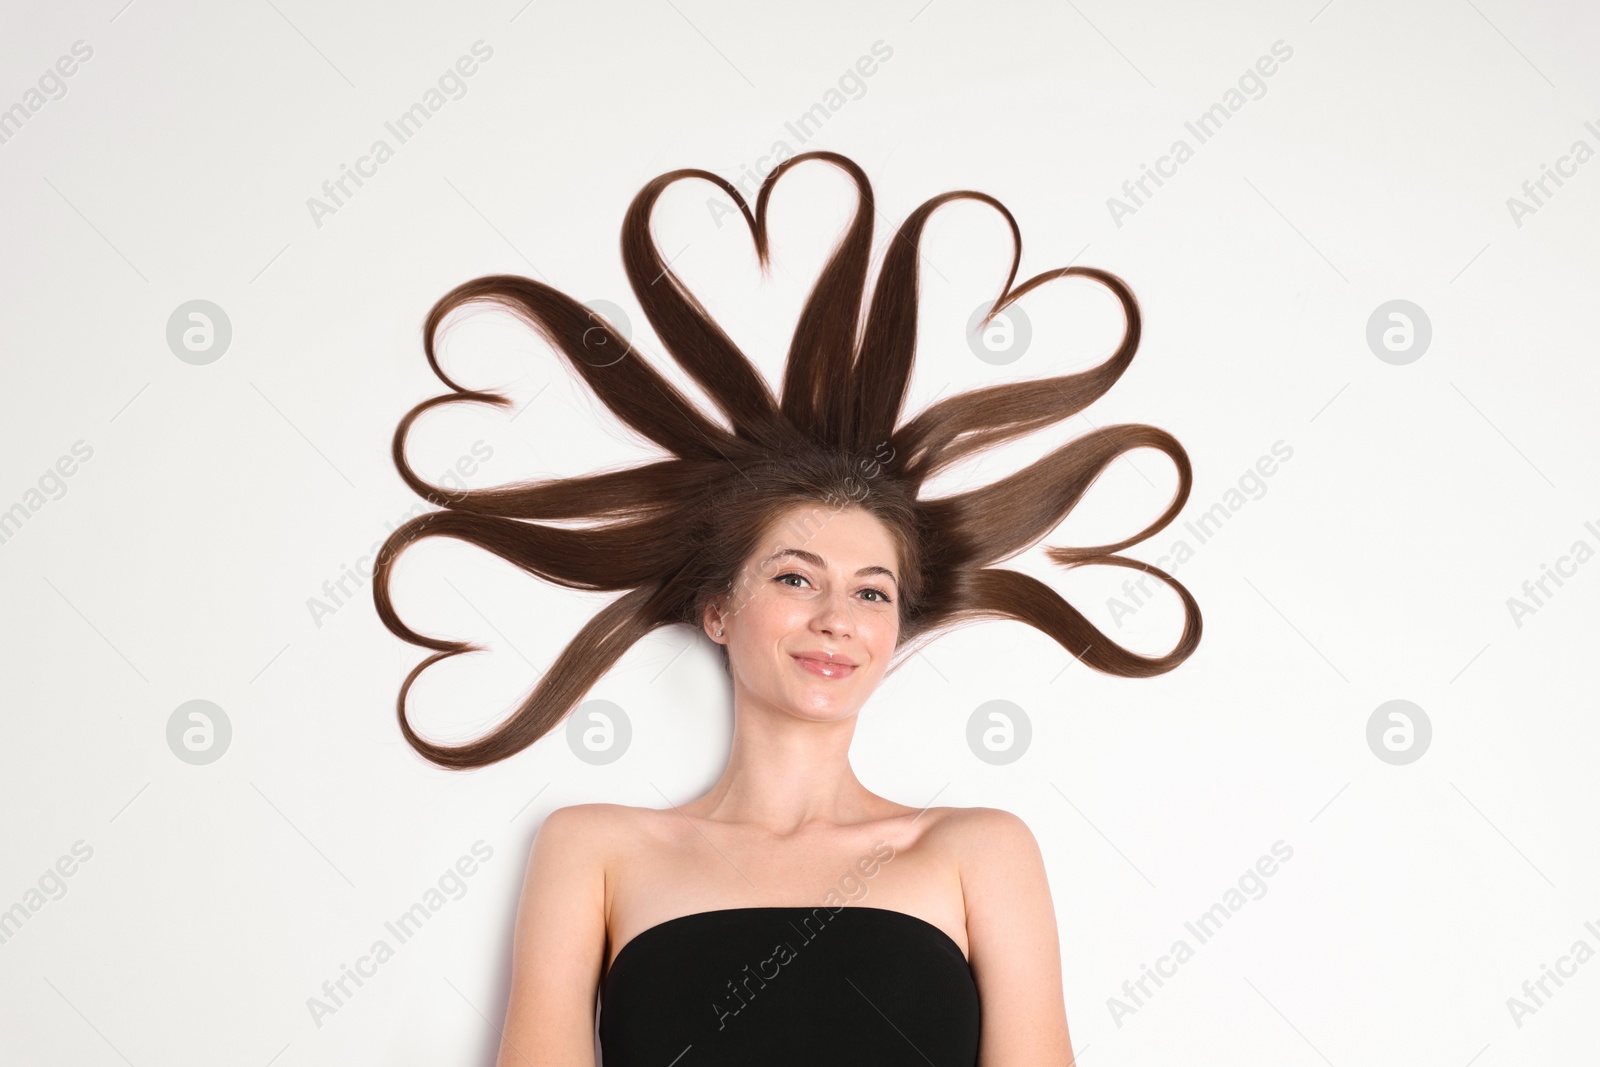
[2, 1, 1597, 1064]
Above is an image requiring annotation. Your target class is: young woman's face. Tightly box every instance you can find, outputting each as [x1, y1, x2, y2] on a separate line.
[708, 503, 902, 723]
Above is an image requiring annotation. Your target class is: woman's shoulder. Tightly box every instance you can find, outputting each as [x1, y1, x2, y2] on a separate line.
[540, 801, 653, 835]
[530, 804, 661, 891]
[915, 804, 1033, 833]
[913, 805, 1041, 862]
[538, 801, 680, 852]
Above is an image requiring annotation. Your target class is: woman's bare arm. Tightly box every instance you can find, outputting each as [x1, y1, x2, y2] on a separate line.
[494, 804, 611, 1067]
[956, 807, 1076, 1066]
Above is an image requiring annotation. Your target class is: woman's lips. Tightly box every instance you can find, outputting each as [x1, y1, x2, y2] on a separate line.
[792, 655, 856, 679]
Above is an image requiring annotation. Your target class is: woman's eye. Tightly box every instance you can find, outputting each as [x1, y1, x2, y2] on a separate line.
[775, 573, 892, 604]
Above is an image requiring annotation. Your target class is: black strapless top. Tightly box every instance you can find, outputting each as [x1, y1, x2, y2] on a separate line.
[599, 906, 980, 1066]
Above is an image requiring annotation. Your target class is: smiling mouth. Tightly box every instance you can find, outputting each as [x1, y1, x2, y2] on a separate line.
[792, 655, 856, 679]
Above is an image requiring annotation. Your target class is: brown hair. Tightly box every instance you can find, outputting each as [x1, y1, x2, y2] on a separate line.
[373, 151, 1201, 770]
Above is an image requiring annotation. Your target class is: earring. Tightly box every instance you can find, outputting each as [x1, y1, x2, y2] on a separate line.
[715, 627, 724, 637]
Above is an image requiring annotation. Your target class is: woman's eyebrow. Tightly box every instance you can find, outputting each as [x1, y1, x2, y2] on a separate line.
[762, 547, 897, 584]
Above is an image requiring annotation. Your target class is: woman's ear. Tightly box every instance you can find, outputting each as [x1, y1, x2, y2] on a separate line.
[703, 599, 725, 643]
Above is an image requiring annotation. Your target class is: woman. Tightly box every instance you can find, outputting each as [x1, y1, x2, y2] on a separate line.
[374, 151, 1201, 1065]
